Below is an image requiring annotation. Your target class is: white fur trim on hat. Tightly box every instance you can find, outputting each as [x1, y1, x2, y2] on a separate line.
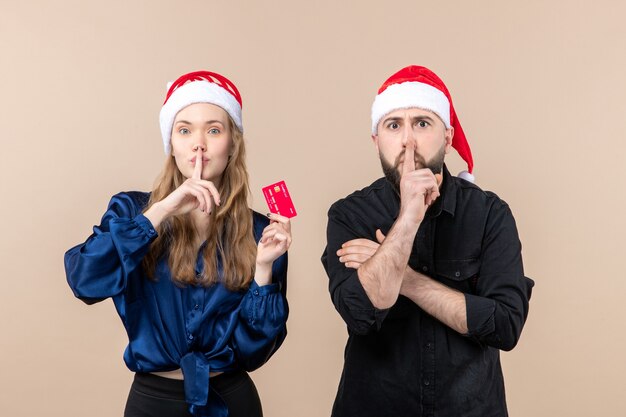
[159, 80, 243, 154]
[371, 81, 451, 134]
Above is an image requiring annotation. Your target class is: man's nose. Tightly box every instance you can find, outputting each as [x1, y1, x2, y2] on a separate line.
[401, 125, 416, 147]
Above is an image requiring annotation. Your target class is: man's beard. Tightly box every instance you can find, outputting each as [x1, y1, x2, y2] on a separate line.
[380, 145, 446, 194]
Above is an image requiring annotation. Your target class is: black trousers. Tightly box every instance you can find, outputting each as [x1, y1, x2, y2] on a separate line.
[124, 370, 263, 417]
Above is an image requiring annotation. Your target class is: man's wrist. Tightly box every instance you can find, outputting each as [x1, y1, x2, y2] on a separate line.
[401, 267, 425, 295]
[393, 212, 422, 236]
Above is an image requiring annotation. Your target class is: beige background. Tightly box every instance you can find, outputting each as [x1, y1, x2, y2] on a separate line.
[1, 0, 625, 415]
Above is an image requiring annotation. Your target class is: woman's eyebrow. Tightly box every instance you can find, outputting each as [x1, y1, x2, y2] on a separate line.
[174, 119, 225, 126]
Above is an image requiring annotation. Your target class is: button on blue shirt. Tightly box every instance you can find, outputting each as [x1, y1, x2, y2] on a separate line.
[65, 192, 289, 417]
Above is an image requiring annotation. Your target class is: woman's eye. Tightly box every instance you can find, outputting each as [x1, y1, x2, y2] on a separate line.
[209, 128, 220, 134]
[178, 128, 190, 134]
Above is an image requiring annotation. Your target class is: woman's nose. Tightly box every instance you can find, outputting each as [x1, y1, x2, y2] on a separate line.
[192, 143, 206, 152]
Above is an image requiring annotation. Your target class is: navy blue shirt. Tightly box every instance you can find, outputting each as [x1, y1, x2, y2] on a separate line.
[321, 166, 533, 417]
[65, 192, 288, 417]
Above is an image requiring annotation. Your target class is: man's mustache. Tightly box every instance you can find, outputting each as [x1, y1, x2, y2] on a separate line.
[394, 154, 427, 169]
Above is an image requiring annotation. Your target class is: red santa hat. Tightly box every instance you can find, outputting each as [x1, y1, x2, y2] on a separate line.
[371, 65, 475, 182]
[159, 70, 243, 154]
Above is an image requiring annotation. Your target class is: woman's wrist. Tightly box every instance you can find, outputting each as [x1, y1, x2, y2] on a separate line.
[144, 202, 169, 229]
[254, 261, 273, 286]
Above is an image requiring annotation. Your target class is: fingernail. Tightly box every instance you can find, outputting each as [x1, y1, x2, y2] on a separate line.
[266, 213, 272, 218]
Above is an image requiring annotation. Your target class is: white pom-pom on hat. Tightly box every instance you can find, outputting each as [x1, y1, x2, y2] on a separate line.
[457, 170, 475, 183]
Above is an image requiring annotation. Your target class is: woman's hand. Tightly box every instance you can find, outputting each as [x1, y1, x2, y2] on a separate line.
[144, 149, 220, 228]
[254, 213, 292, 285]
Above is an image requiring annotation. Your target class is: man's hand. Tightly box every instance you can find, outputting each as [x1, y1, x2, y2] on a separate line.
[337, 230, 385, 269]
[398, 142, 441, 225]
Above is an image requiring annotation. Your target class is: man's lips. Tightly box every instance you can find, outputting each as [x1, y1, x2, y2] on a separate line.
[398, 157, 422, 166]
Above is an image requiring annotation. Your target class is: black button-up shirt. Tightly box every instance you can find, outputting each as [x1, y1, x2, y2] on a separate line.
[321, 166, 534, 417]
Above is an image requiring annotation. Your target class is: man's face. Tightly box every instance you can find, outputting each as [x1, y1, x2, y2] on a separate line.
[372, 108, 453, 191]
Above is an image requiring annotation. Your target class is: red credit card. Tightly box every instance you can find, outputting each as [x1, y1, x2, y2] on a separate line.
[262, 180, 297, 218]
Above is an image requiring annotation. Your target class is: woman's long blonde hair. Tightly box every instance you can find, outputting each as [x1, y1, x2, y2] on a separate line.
[142, 117, 257, 290]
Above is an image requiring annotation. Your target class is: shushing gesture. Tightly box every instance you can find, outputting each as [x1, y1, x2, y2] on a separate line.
[144, 148, 221, 227]
[399, 142, 442, 224]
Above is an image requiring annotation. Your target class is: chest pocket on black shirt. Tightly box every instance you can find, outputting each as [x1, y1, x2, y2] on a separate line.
[435, 258, 481, 294]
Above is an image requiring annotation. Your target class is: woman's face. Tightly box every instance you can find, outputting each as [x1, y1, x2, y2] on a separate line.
[170, 103, 233, 186]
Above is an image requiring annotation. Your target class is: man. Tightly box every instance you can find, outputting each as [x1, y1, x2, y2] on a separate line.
[321, 65, 534, 417]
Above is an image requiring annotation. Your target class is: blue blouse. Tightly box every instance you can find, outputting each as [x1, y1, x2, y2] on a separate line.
[64, 192, 288, 417]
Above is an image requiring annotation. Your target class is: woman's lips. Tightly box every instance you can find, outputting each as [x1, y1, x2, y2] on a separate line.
[190, 156, 210, 164]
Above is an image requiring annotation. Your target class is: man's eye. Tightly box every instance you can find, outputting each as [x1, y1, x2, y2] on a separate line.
[417, 121, 429, 128]
[209, 128, 220, 134]
[389, 122, 399, 129]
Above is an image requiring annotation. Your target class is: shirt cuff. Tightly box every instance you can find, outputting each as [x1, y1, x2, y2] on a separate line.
[249, 279, 280, 296]
[337, 273, 390, 333]
[465, 293, 496, 338]
[133, 213, 158, 240]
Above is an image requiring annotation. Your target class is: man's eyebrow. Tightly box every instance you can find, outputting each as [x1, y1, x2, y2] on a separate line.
[412, 115, 436, 122]
[382, 116, 403, 124]
[381, 115, 436, 124]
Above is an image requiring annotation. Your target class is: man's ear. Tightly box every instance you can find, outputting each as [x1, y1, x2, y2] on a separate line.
[371, 133, 380, 153]
[444, 127, 454, 154]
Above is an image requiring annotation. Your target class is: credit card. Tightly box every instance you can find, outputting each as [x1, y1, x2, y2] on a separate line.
[262, 180, 297, 218]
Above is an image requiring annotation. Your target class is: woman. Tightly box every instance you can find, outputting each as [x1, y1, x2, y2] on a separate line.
[65, 70, 291, 417]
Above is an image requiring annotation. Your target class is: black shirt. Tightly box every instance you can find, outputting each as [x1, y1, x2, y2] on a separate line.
[321, 166, 534, 417]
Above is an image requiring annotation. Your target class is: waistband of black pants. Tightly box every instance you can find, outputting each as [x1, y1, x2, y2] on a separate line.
[133, 370, 248, 400]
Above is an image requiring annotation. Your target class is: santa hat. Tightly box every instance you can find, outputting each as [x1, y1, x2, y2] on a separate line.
[159, 70, 243, 154]
[371, 65, 475, 182]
